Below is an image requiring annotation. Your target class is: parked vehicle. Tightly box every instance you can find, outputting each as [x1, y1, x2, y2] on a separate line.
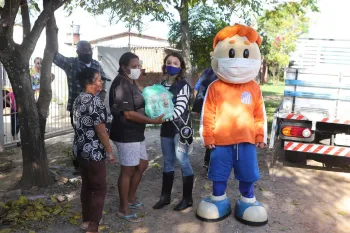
[269, 38, 350, 167]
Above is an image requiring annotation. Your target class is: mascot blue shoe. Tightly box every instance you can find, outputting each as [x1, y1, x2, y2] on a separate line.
[234, 196, 268, 226]
[196, 193, 231, 222]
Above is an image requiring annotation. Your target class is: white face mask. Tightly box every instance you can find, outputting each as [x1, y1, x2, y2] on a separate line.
[213, 57, 261, 84]
[128, 68, 141, 80]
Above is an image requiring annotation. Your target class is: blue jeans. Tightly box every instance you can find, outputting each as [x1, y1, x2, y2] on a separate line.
[161, 134, 193, 177]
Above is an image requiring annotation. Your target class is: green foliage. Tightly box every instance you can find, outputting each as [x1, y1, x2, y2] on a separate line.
[62, 146, 72, 158]
[65, 0, 272, 42]
[29, 0, 41, 12]
[0, 229, 13, 233]
[65, 0, 174, 32]
[0, 196, 72, 229]
[260, 82, 285, 133]
[168, 4, 230, 71]
[64, 0, 275, 75]
[68, 212, 81, 225]
[257, 0, 318, 81]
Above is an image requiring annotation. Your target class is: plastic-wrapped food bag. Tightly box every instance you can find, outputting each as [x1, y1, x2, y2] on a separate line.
[142, 84, 174, 120]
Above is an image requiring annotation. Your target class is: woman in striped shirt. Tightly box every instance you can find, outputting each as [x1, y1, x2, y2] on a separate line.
[153, 52, 194, 211]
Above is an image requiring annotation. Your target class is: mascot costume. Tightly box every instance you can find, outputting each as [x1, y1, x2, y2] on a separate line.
[196, 24, 268, 225]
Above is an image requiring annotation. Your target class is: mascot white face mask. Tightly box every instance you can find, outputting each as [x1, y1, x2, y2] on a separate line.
[211, 28, 262, 84]
[213, 57, 261, 84]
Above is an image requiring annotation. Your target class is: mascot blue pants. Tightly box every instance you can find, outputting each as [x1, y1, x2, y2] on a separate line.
[196, 143, 268, 225]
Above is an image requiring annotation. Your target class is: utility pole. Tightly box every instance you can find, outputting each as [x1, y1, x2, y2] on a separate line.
[71, 21, 74, 47]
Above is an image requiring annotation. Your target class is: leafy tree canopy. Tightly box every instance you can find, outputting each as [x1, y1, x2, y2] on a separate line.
[257, 0, 318, 79]
[168, 4, 230, 71]
[64, 0, 271, 37]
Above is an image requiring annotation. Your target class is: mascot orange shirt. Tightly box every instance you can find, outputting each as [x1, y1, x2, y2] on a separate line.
[196, 24, 268, 226]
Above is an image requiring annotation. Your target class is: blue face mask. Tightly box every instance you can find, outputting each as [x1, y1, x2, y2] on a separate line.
[166, 66, 181, 76]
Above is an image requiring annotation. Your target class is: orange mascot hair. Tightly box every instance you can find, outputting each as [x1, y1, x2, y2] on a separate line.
[213, 24, 262, 49]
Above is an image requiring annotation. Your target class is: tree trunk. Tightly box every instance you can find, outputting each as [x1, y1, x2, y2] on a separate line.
[0, 0, 67, 190]
[3, 56, 53, 190]
[178, 0, 192, 84]
[37, 0, 58, 136]
[20, 0, 31, 38]
[262, 60, 268, 83]
[270, 66, 278, 85]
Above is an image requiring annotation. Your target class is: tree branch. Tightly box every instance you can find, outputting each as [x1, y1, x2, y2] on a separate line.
[53, 0, 70, 11]
[20, 0, 68, 60]
[0, 0, 21, 28]
[0, 0, 21, 59]
[21, 0, 31, 39]
[37, 0, 58, 123]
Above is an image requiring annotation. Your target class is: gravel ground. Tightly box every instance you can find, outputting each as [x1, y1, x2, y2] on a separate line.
[1, 128, 350, 233]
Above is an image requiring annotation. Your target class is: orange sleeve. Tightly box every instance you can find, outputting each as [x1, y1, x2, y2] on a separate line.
[201, 84, 216, 146]
[254, 86, 267, 144]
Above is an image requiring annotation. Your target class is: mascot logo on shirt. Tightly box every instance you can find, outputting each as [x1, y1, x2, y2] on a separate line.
[210, 24, 262, 84]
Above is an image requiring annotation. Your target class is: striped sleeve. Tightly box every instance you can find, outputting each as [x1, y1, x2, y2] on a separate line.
[166, 84, 190, 121]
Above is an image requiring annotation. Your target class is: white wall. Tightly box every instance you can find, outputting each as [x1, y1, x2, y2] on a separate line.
[95, 47, 132, 108]
[95, 35, 169, 47]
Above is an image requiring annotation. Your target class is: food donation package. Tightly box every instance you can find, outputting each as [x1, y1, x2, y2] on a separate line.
[142, 84, 174, 120]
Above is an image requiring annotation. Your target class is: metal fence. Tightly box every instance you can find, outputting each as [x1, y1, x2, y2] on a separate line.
[0, 60, 72, 148]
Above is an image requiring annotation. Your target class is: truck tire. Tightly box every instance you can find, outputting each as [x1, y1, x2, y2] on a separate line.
[285, 150, 306, 163]
[322, 156, 350, 169]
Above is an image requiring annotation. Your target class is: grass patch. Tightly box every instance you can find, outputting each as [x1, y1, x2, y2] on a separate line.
[261, 82, 285, 133]
[260, 82, 285, 96]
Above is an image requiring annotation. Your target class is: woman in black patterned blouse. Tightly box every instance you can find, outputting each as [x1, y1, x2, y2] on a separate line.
[73, 67, 116, 233]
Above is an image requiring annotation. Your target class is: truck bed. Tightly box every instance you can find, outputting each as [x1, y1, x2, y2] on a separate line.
[282, 68, 350, 121]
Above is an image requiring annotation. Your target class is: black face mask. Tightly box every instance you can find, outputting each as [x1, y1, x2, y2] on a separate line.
[78, 53, 92, 64]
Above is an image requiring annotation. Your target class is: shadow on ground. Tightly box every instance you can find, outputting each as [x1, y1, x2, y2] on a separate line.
[1, 129, 350, 233]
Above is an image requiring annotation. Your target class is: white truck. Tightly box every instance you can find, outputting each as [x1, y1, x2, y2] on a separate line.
[269, 38, 350, 167]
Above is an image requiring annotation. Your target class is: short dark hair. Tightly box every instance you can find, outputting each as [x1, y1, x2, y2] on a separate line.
[76, 41, 91, 50]
[34, 57, 42, 64]
[118, 52, 139, 73]
[76, 67, 100, 89]
[162, 52, 186, 81]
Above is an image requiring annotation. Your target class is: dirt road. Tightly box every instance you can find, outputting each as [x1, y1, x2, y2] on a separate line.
[1, 128, 350, 233]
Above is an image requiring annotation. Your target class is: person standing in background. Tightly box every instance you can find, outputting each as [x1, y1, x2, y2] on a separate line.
[53, 41, 110, 175]
[6, 91, 20, 145]
[192, 67, 218, 170]
[30, 57, 55, 101]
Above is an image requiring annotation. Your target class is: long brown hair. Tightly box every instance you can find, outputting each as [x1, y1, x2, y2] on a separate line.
[162, 52, 186, 81]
